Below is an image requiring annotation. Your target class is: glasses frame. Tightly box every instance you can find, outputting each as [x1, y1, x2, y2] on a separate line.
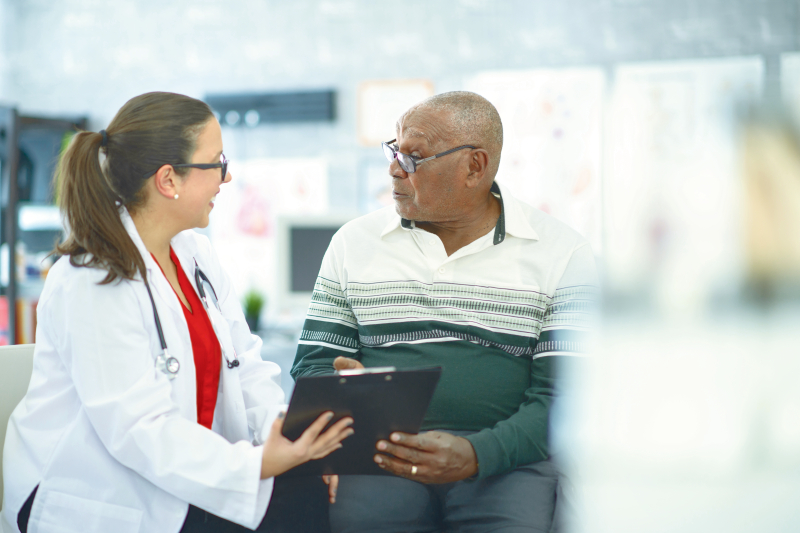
[382, 139, 476, 173]
[144, 153, 229, 181]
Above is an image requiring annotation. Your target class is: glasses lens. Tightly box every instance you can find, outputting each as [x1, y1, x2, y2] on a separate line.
[397, 153, 416, 173]
[221, 154, 227, 181]
[382, 143, 396, 164]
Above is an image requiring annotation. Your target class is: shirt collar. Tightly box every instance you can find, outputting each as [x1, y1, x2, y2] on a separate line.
[380, 181, 538, 244]
[496, 181, 539, 241]
[119, 206, 159, 278]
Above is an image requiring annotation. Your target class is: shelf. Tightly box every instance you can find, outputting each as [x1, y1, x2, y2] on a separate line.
[18, 204, 62, 231]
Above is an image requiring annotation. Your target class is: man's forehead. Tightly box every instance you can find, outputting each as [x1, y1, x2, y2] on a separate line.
[399, 128, 433, 143]
[396, 109, 449, 145]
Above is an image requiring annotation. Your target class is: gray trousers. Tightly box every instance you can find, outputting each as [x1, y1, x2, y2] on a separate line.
[329, 432, 563, 533]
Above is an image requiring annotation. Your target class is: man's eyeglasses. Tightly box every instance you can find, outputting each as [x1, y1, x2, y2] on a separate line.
[382, 140, 476, 174]
[144, 153, 229, 181]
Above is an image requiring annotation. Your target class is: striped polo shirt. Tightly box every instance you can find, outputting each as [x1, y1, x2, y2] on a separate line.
[291, 181, 598, 479]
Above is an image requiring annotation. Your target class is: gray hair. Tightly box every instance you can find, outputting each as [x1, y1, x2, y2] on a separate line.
[400, 91, 503, 178]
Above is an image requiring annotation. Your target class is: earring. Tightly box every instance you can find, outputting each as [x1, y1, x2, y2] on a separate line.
[173, 194, 179, 200]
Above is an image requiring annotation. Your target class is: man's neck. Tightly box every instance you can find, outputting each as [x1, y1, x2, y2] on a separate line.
[415, 192, 501, 256]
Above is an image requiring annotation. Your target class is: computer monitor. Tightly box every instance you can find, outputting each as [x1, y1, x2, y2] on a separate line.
[276, 214, 358, 313]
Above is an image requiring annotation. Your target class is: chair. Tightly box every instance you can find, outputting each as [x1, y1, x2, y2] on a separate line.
[0, 344, 35, 508]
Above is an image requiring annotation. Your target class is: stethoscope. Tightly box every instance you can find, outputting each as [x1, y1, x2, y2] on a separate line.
[143, 259, 240, 380]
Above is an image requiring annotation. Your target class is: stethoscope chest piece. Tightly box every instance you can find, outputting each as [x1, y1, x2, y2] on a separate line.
[155, 350, 180, 380]
[166, 357, 180, 374]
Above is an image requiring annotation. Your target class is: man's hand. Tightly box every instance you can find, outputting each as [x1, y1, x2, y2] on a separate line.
[333, 356, 364, 372]
[373, 431, 478, 484]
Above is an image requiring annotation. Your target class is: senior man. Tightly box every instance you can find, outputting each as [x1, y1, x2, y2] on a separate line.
[291, 91, 598, 532]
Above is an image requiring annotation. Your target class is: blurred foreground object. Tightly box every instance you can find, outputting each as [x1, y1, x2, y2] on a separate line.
[742, 113, 800, 294]
[559, 102, 800, 533]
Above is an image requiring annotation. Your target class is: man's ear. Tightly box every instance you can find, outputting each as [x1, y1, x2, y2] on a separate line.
[464, 149, 489, 189]
[152, 165, 179, 199]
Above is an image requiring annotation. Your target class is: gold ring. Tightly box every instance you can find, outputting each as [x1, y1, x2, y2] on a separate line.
[410, 465, 418, 475]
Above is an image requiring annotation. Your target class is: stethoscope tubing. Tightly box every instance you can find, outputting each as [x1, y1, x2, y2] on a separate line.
[144, 260, 239, 377]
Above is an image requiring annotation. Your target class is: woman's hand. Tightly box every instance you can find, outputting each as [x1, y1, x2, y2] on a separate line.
[322, 475, 339, 503]
[260, 411, 353, 479]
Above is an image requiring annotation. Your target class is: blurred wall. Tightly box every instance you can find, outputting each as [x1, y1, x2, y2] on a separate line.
[0, 0, 798, 212]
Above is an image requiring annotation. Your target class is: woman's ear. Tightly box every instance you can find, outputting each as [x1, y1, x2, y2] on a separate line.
[152, 165, 179, 200]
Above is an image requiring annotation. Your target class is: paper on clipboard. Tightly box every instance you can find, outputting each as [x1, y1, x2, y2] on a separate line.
[281, 366, 442, 477]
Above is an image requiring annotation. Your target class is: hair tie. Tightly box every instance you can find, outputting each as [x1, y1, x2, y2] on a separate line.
[99, 129, 108, 148]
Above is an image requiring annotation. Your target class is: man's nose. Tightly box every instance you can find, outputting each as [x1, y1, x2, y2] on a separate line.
[389, 157, 408, 179]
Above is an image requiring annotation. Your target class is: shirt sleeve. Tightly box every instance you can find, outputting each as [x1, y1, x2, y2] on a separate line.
[464, 242, 599, 479]
[291, 238, 362, 379]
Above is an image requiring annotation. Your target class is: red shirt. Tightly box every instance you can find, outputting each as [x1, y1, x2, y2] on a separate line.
[152, 248, 221, 429]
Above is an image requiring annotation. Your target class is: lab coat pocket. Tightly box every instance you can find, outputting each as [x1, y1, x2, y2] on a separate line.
[32, 489, 142, 533]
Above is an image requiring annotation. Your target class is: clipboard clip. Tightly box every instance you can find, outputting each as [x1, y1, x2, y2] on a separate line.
[337, 366, 397, 376]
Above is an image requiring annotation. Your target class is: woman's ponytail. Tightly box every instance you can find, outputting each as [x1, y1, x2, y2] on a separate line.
[55, 92, 213, 284]
[55, 130, 146, 284]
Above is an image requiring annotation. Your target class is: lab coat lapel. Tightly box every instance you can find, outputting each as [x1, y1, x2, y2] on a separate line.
[171, 234, 250, 443]
[118, 208, 196, 421]
[118, 208, 184, 318]
[170, 237, 203, 303]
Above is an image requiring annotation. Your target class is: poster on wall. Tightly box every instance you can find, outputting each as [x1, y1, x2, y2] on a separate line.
[467, 68, 605, 255]
[208, 158, 328, 306]
[604, 57, 763, 312]
[358, 158, 392, 214]
[357, 79, 434, 147]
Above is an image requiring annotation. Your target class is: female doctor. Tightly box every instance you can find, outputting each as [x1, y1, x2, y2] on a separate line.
[0, 92, 352, 533]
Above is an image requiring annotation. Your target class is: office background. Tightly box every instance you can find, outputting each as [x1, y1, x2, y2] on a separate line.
[2, 1, 800, 531]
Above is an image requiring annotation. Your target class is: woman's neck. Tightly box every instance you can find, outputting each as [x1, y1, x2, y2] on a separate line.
[130, 209, 178, 263]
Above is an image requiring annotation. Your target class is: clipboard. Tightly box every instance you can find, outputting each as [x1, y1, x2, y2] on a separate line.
[281, 366, 442, 476]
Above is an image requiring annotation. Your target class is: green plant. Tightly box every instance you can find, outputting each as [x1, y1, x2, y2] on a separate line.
[243, 289, 265, 319]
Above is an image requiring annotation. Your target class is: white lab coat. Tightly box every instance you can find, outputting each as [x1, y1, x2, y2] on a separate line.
[1, 208, 286, 533]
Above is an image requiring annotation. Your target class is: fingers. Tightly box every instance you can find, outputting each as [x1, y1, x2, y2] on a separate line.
[388, 431, 439, 452]
[374, 452, 424, 480]
[327, 475, 339, 503]
[376, 438, 423, 464]
[296, 411, 335, 446]
[333, 356, 364, 371]
[309, 441, 344, 460]
[321, 417, 354, 444]
[271, 412, 285, 432]
[309, 418, 354, 458]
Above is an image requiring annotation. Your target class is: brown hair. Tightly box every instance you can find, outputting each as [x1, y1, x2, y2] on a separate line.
[56, 92, 214, 284]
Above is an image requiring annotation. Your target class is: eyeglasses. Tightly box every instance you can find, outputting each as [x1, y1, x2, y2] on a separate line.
[382, 139, 476, 173]
[144, 153, 229, 181]
[171, 153, 229, 182]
